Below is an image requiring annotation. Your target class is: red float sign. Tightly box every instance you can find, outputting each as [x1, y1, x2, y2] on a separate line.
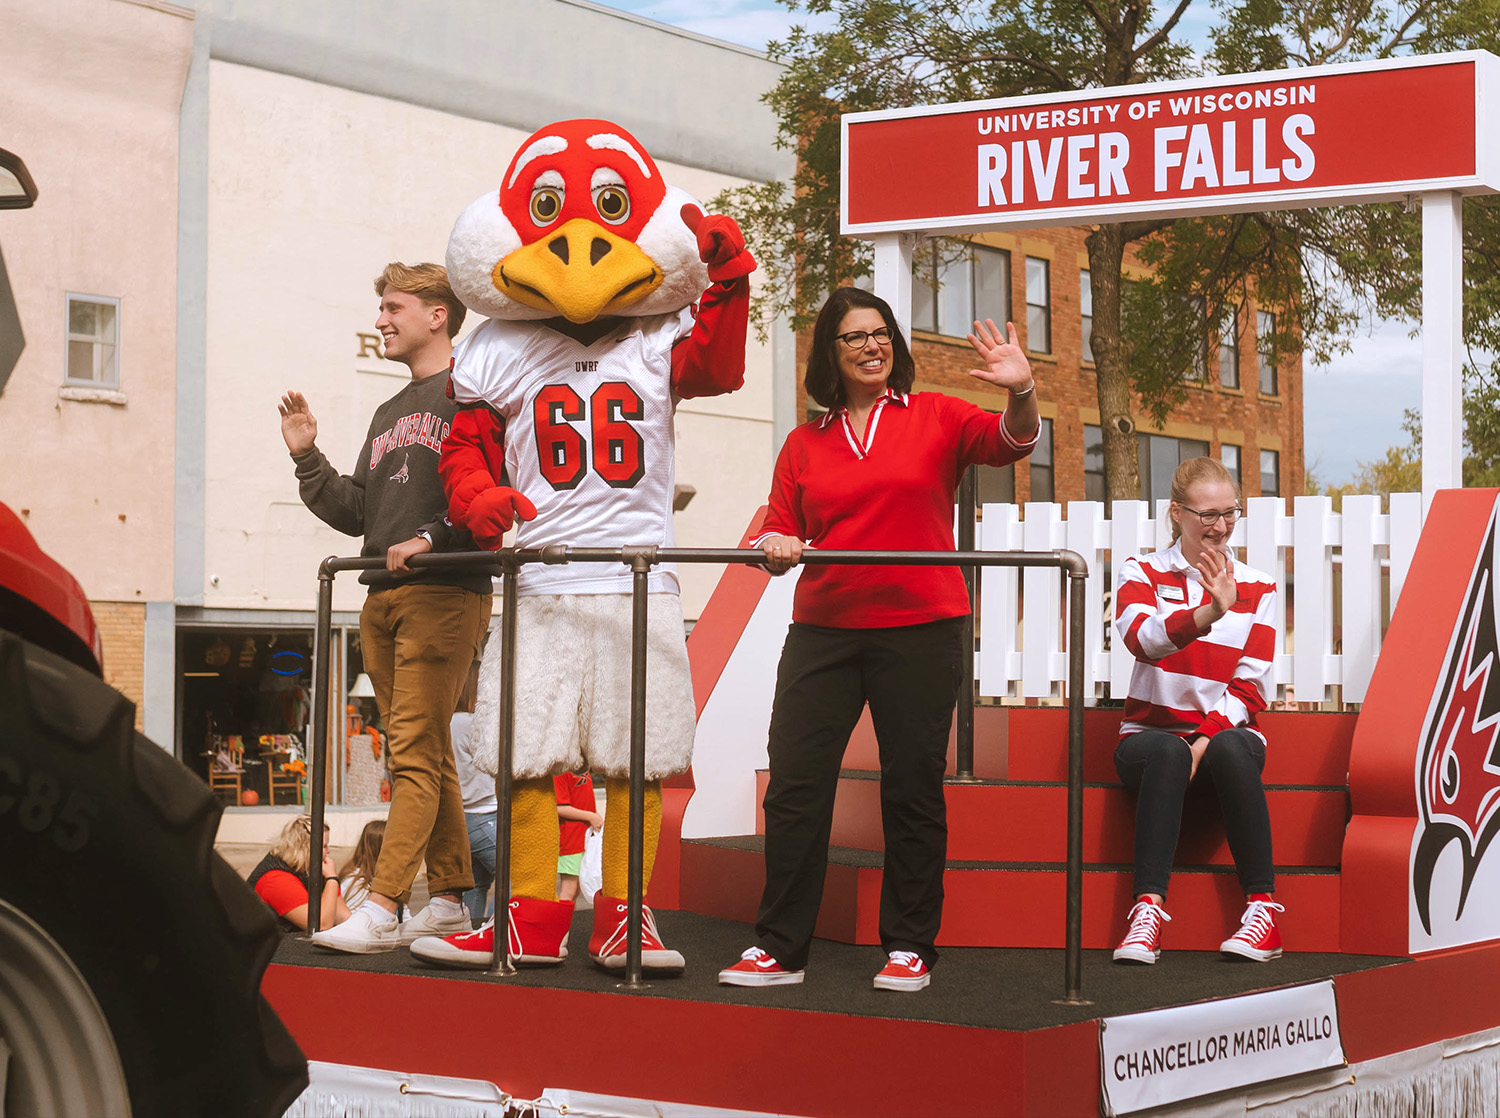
[841, 52, 1500, 235]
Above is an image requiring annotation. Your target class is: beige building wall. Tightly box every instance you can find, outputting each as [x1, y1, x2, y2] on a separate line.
[0, 0, 192, 704]
[202, 61, 774, 620]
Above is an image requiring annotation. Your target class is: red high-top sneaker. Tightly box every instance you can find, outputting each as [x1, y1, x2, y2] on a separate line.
[589, 893, 685, 973]
[1220, 895, 1284, 961]
[410, 896, 573, 969]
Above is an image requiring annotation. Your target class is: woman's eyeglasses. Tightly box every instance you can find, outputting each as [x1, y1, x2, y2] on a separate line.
[1177, 504, 1242, 526]
[836, 327, 895, 349]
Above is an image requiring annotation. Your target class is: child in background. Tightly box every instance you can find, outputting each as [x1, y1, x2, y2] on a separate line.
[554, 771, 602, 904]
[452, 661, 496, 922]
[338, 820, 386, 913]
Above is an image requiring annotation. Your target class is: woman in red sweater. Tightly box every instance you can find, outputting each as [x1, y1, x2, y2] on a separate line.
[718, 286, 1039, 992]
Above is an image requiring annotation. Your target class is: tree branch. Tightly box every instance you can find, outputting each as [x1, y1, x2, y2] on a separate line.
[945, 52, 1079, 91]
[1382, 0, 1434, 54]
[1119, 218, 1176, 243]
[1129, 0, 1197, 65]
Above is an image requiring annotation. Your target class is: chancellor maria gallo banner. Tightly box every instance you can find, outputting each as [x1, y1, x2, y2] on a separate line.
[1098, 980, 1346, 1115]
[841, 52, 1500, 234]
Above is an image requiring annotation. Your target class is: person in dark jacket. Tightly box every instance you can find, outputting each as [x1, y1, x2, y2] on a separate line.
[249, 814, 349, 932]
[278, 262, 492, 954]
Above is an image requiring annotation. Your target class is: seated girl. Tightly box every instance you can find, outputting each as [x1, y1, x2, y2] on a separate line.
[1111, 457, 1281, 965]
[249, 814, 350, 933]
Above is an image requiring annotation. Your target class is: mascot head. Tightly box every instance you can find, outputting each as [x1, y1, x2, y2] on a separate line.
[446, 119, 711, 324]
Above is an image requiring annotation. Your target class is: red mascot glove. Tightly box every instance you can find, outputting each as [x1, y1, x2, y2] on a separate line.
[448, 469, 496, 526]
[466, 486, 537, 550]
[681, 204, 757, 283]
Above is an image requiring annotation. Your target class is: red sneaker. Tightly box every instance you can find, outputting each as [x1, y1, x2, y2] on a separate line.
[1220, 895, 1284, 961]
[873, 950, 930, 991]
[717, 946, 804, 987]
[589, 893, 685, 973]
[1113, 899, 1171, 965]
[409, 896, 573, 969]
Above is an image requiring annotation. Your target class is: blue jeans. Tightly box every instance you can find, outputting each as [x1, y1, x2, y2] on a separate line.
[463, 811, 496, 921]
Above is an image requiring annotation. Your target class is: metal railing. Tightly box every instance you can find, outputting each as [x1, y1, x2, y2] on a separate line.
[304, 542, 1091, 1002]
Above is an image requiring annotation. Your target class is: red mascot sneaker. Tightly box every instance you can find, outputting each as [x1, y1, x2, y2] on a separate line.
[1220, 895, 1284, 961]
[589, 893, 685, 973]
[410, 897, 573, 969]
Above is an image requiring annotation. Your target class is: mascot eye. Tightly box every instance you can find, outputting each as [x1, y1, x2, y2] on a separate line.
[530, 187, 564, 225]
[593, 185, 631, 226]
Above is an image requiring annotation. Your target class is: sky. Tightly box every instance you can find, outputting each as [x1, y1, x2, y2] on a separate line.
[595, 0, 1426, 485]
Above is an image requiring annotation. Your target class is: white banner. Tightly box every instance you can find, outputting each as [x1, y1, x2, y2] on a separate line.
[1099, 979, 1346, 1115]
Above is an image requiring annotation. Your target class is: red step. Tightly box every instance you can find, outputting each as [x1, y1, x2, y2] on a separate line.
[842, 704, 1011, 779]
[1003, 708, 1357, 786]
[679, 837, 1340, 952]
[753, 771, 1347, 867]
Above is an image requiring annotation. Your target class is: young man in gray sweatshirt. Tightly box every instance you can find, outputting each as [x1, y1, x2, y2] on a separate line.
[279, 262, 492, 953]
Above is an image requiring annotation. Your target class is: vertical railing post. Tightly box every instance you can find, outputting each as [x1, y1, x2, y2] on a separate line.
[620, 549, 653, 989]
[955, 467, 978, 781]
[488, 553, 520, 977]
[1056, 565, 1091, 1005]
[304, 564, 335, 936]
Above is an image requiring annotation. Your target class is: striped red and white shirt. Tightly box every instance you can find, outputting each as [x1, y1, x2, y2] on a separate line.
[1114, 543, 1277, 744]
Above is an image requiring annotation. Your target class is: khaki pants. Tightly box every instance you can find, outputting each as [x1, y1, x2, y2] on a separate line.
[361, 583, 492, 904]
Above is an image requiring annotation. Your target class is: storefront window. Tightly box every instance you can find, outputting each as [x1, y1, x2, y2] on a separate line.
[181, 627, 313, 808]
[181, 620, 488, 808]
[341, 629, 390, 806]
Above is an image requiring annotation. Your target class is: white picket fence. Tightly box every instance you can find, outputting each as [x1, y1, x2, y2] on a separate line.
[974, 493, 1425, 707]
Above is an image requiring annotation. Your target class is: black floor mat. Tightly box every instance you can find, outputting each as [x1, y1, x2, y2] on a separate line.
[274, 907, 1403, 1032]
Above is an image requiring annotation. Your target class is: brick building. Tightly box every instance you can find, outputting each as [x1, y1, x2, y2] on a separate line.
[798, 225, 1303, 505]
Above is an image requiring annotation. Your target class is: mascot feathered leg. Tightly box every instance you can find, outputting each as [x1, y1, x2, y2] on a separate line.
[415, 118, 754, 975]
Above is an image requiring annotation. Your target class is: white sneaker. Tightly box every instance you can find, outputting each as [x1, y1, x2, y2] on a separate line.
[310, 902, 402, 954]
[399, 902, 474, 944]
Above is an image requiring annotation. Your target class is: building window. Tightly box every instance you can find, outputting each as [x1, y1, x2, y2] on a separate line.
[1218, 313, 1239, 389]
[66, 295, 119, 387]
[1221, 443, 1241, 486]
[1025, 256, 1050, 353]
[1138, 433, 1210, 504]
[912, 243, 1010, 338]
[1260, 449, 1280, 496]
[1189, 296, 1208, 381]
[1084, 424, 1107, 501]
[975, 416, 1051, 503]
[976, 459, 1015, 504]
[1080, 270, 1094, 363]
[1030, 418, 1054, 502]
[1257, 310, 1278, 395]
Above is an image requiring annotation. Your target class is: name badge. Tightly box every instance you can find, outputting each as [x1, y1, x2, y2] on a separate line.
[1160, 585, 1186, 603]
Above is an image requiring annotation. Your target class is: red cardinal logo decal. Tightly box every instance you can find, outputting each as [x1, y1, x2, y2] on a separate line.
[1412, 503, 1500, 935]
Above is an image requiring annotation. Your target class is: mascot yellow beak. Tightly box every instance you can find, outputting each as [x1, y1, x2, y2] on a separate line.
[493, 219, 664, 323]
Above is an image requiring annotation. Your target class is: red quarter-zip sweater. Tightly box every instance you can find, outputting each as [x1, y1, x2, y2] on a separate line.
[756, 390, 1038, 628]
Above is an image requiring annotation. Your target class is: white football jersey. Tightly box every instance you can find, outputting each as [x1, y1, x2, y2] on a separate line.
[449, 312, 693, 596]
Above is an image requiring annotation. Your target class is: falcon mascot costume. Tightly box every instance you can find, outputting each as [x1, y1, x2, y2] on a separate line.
[410, 119, 754, 972]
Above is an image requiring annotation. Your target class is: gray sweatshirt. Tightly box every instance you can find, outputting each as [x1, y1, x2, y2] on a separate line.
[292, 372, 491, 592]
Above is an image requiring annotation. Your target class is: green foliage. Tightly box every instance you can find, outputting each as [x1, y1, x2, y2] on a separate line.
[719, 0, 1498, 449]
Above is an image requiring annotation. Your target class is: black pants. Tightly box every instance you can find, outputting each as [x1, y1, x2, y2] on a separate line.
[1114, 728, 1275, 900]
[754, 617, 963, 971]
